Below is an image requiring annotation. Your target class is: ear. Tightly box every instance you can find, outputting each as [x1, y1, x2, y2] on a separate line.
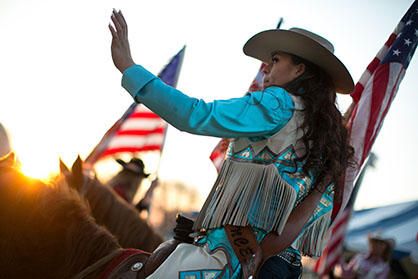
[296, 63, 306, 76]
[0, 152, 15, 168]
[59, 157, 70, 174]
[70, 155, 84, 190]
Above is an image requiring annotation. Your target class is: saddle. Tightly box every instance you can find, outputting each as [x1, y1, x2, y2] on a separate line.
[102, 213, 195, 279]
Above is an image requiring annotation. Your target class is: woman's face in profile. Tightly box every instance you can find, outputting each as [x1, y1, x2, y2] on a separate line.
[262, 52, 305, 89]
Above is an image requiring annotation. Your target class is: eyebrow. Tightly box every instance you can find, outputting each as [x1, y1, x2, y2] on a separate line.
[270, 51, 284, 57]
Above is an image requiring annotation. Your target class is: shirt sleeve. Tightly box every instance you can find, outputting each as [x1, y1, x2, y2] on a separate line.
[373, 266, 390, 279]
[122, 64, 294, 139]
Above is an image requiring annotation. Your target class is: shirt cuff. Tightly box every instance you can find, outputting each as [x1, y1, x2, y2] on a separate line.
[122, 64, 158, 100]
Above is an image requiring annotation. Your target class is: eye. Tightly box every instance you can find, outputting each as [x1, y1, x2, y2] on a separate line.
[272, 57, 279, 63]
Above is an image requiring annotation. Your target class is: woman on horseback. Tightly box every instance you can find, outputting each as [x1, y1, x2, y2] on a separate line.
[109, 9, 354, 278]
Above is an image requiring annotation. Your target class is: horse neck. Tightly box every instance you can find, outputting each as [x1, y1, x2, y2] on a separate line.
[66, 219, 121, 279]
[83, 177, 163, 252]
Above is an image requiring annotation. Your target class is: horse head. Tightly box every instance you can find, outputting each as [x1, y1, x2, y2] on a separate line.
[59, 155, 96, 195]
[58, 156, 164, 252]
[0, 153, 120, 279]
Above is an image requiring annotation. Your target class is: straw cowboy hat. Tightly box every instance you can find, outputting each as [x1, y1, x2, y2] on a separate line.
[243, 28, 354, 94]
[116, 158, 150, 177]
[368, 231, 396, 250]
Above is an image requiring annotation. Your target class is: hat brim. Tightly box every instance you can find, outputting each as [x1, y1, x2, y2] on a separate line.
[116, 158, 127, 166]
[368, 235, 396, 249]
[115, 158, 150, 177]
[243, 29, 354, 94]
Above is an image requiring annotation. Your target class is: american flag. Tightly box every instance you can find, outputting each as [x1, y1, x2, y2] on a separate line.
[85, 46, 186, 165]
[314, 154, 376, 274]
[315, 1, 417, 275]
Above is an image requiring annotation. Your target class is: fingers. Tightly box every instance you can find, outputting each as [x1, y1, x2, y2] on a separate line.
[118, 10, 128, 30]
[111, 11, 123, 36]
[108, 23, 117, 38]
[111, 9, 127, 38]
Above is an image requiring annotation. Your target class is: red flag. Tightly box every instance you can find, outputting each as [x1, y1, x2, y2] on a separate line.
[314, 153, 376, 275]
[314, 209, 351, 274]
[315, 1, 417, 275]
[86, 47, 186, 165]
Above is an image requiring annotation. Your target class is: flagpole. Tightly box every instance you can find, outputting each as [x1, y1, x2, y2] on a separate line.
[276, 17, 283, 29]
[152, 123, 168, 180]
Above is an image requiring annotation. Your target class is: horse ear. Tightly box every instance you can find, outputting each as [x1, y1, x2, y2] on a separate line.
[0, 152, 15, 168]
[59, 157, 70, 174]
[71, 155, 84, 189]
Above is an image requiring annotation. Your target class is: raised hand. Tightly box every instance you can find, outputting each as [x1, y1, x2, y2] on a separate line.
[109, 9, 135, 73]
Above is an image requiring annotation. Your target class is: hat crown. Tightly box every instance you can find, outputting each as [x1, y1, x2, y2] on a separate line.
[288, 27, 335, 54]
[116, 157, 149, 177]
[368, 231, 396, 249]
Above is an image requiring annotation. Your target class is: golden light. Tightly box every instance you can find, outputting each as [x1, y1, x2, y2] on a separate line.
[19, 154, 58, 181]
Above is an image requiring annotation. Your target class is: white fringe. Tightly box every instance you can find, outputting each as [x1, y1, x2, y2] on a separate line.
[194, 159, 297, 235]
[293, 210, 332, 257]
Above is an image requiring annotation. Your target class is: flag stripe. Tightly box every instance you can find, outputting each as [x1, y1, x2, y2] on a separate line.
[107, 134, 166, 149]
[364, 67, 404, 163]
[129, 112, 162, 119]
[115, 127, 166, 136]
[102, 145, 163, 156]
[119, 118, 167, 130]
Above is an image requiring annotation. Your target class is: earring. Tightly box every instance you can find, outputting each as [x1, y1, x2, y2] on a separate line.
[296, 87, 306, 95]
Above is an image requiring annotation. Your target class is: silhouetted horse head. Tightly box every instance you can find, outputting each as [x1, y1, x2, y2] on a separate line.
[59, 156, 163, 252]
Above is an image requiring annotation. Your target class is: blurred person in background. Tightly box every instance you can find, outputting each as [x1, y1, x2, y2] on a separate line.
[340, 232, 394, 279]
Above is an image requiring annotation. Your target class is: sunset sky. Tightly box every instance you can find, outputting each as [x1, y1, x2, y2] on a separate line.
[1, 0, 417, 210]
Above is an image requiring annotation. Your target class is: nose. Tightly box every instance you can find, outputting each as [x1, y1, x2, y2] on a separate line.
[263, 63, 272, 75]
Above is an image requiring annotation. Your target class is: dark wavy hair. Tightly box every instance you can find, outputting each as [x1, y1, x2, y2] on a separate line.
[282, 54, 354, 191]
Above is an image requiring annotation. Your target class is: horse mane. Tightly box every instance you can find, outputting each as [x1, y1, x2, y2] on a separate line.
[0, 153, 120, 279]
[60, 157, 163, 252]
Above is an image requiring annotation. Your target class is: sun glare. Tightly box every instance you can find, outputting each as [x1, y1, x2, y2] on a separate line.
[19, 156, 58, 181]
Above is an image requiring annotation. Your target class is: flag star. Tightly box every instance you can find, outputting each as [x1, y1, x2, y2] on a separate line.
[392, 49, 401, 56]
[404, 38, 412, 46]
[406, 19, 413, 26]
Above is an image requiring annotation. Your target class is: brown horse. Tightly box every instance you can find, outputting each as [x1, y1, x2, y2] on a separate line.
[0, 153, 194, 279]
[0, 153, 135, 278]
[59, 156, 163, 252]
